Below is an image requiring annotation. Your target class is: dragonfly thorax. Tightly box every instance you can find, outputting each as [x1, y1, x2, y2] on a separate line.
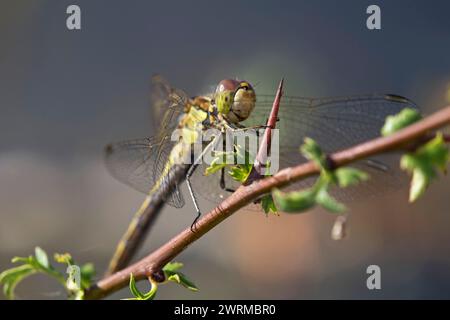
[214, 79, 256, 123]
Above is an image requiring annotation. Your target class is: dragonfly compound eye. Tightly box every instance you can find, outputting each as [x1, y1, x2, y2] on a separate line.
[214, 79, 256, 123]
[216, 79, 240, 93]
[227, 81, 256, 123]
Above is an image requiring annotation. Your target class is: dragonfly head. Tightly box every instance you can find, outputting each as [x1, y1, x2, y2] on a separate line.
[214, 79, 256, 123]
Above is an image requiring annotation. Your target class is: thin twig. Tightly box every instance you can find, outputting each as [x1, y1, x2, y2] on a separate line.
[247, 78, 284, 182]
[84, 105, 450, 299]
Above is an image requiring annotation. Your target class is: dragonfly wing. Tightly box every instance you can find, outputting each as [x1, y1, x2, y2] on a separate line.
[104, 137, 185, 208]
[192, 94, 419, 205]
[151, 74, 190, 140]
[106, 77, 216, 208]
[103, 76, 190, 207]
[189, 133, 261, 206]
[190, 161, 242, 204]
[245, 93, 419, 154]
[244, 93, 419, 199]
[150, 75, 192, 206]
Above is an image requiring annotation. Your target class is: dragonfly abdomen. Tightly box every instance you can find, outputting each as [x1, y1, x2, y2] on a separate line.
[106, 161, 190, 275]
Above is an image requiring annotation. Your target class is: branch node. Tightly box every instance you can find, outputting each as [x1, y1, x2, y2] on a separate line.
[150, 270, 165, 283]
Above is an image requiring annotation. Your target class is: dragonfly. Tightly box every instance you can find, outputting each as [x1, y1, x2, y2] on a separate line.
[104, 75, 419, 274]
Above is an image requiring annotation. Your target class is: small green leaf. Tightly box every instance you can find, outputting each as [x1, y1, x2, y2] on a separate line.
[272, 188, 317, 213]
[34, 247, 49, 269]
[419, 133, 449, 170]
[335, 167, 369, 188]
[409, 168, 428, 202]
[229, 164, 252, 183]
[400, 155, 434, 202]
[80, 263, 95, 289]
[128, 274, 158, 300]
[400, 133, 449, 202]
[11, 256, 33, 265]
[3, 252, 65, 299]
[204, 151, 233, 176]
[204, 162, 227, 176]
[163, 262, 198, 292]
[205, 145, 254, 184]
[162, 262, 184, 273]
[11, 254, 61, 280]
[261, 194, 278, 215]
[1, 248, 94, 300]
[300, 137, 327, 168]
[270, 138, 373, 216]
[129, 273, 144, 299]
[126, 263, 197, 299]
[0, 264, 36, 299]
[381, 108, 422, 136]
[315, 188, 347, 213]
[141, 286, 158, 299]
[166, 273, 198, 292]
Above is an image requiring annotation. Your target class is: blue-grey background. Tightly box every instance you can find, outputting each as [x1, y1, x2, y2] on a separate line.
[1, 0, 450, 299]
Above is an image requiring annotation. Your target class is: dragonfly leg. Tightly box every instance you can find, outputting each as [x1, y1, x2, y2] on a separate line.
[186, 163, 201, 232]
[186, 135, 222, 232]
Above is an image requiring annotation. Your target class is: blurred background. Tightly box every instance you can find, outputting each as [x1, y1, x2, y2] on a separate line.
[1, 0, 450, 299]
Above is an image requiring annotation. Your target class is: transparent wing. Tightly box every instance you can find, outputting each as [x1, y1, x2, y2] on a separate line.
[191, 94, 420, 204]
[246, 93, 419, 158]
[151, 74, 190, 140]
[190, 134, 245, 204]
[150, 75, 191, 186]
[104, 76, 192, 207]
[104, 137, 185, 208]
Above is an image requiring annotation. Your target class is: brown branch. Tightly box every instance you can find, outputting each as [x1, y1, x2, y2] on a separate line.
[85, 105, 450, 300]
